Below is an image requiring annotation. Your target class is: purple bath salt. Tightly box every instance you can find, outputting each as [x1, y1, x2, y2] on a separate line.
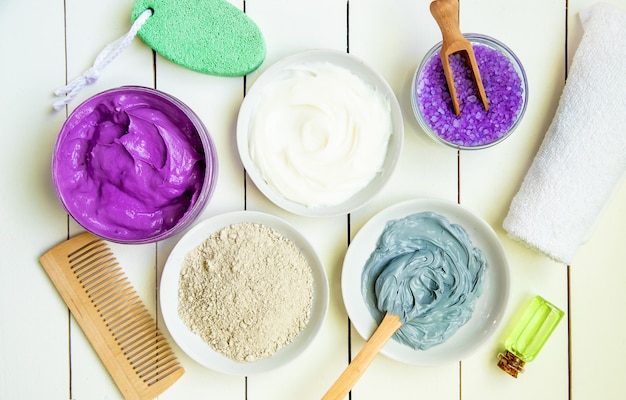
[415, 43, 524, 147]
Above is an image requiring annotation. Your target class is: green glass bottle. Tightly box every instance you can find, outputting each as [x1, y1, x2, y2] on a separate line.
[497, 295, 564, 378]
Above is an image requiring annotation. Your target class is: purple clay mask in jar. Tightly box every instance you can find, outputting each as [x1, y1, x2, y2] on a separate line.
[412, 34, 528, 150]
[52, 86, 218, 244]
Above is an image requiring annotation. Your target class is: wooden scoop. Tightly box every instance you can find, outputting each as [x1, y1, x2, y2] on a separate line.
[430, 0, 489, 116]
[321, 313, 403, 400]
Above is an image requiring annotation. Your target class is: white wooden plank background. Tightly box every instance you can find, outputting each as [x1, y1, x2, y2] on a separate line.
[1, 0, 625, 399]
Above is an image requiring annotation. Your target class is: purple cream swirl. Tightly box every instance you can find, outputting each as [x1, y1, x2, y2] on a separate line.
[53, 87, 208, 242]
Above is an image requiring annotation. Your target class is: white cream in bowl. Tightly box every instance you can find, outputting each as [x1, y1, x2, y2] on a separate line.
[248, 62, 392, 208]
[237, 50, 404, 218]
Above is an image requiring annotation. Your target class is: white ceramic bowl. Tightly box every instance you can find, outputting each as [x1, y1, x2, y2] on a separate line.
[342, 198, 510, 365]
[160, 211, 329, 375]
[237, 49, 404, 217]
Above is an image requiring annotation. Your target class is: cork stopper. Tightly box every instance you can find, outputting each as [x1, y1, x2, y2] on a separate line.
[497, 350, 525, 378]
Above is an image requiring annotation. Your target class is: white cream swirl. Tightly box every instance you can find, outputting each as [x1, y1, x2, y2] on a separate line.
[248, 62, 392, 208]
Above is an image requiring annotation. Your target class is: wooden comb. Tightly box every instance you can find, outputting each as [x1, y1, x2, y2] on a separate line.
[39, 232, 184, 400]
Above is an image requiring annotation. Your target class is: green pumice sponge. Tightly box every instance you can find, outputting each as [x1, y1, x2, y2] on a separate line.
[131, 0, 266, 76]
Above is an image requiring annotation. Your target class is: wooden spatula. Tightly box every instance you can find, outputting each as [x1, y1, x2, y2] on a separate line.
[321, 313, 403, 400]
[39, 232, 184, 400]
[430, 0, 489, 116]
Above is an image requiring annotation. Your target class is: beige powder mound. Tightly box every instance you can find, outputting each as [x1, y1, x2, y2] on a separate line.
[178, 222, 313, 362]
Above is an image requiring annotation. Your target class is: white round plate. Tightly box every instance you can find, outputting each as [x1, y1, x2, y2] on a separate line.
[160, 211, 329, 375]
[236, 49, 404, 217]
[342, 198, 510, 366]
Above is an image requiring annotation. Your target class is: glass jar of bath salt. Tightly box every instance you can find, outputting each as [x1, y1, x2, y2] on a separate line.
[411, 34, 528, 150]
[497, 295, 564, 378]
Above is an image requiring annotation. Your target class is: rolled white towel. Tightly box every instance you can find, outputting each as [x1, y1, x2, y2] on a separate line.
[503, 2, 626, 264]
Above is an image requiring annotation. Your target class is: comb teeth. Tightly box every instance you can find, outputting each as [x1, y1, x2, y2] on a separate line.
[40, 232, 184, 400]
[67, 238, 182, 385]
